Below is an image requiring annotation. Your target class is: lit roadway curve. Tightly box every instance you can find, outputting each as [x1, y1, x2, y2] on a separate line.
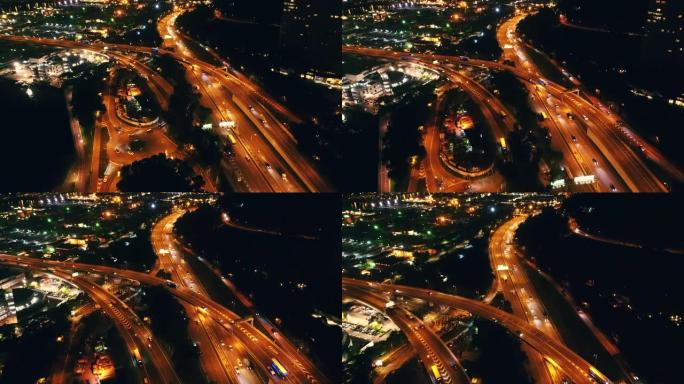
[0, 32, 330, 192]
[343, 285, 470, 384]
[489, 215, 567, 384]
[343, 278, 613, 384]
[49, 269, 181, 384]
[103, 51, 217, 192]
[344, 45, 601, 192]
[346, 24, 681, 193]
[495, 14, 675, 192]
[0, 254, 329, 384]
[344, 46, 511, 192]
[159, 10, 330, 192]
[97, 64, 188, 192]
[0, 36, 215, 192]
[568, 217, 684, 255]
[151, 209, 259, 384]
[161, 210, 329, 382]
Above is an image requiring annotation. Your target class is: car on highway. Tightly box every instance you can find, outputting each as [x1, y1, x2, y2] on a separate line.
[571, 135, 577, 142]
[610, 184, 617, 192]
[264, 162, 272, 170]
[592, 158, 599, 166]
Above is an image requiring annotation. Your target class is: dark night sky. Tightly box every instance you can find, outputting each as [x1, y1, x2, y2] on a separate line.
[558, 0, 651, 32]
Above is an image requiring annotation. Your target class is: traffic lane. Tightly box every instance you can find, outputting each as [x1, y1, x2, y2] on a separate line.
[161, 10, 323, 192]
[551, 93, 629, 192]
[344, 286, 469, 384]
[72, 276, 181, 384]
[0, 35, 305, 192]
[495, 17, 666, 192]
[52, 271, 172, 384]
[204, 74, 302, 192]
[562, 92, 667, 192]
[488, 218, 562, 384]
[527, 86, 604, 192]
[192, 63, 321, 192]
[0, 255, 327, 384]
[344, 279, 604, 384]
[186, 64, 278, 192]
[153, 216, 325, 384]
[150, 211, 235, 383]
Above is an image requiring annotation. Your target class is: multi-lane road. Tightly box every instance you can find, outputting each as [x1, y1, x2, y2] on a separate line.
[1, 7, 330, 192]
[50, 269, 181, 384]
[496, 14, 672, 193]
[344, 285, 470, 384]
[340, 211, 629, 384]
[344, 277, 613, 384]
[345, 11, 681, 192]
[150, 209, 260, 384]
[0, 210, 330, 384]
[158, 9, 330, 192]
[488, 215, 568, 384]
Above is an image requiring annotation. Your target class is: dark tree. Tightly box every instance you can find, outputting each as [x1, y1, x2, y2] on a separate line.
[464, 320, 533, 384]
[69, 65, 108, 131]
[117, 153, 205, 192]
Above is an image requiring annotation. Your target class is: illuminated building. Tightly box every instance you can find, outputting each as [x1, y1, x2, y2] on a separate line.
[642, 0, 684, 70]
[0, 291, 17, 325]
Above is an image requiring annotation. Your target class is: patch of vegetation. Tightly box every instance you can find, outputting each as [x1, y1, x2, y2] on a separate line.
[380, 86, 433, 190]
[462, 319, 533, 384]
[139, 285, 209, 384]
[117, 153, 205, 192]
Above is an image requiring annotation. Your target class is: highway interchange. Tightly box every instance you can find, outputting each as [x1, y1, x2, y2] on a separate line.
[346, 10, 682, 193]
[1, 5, 330, 192]
[342, 210, 625, 384]
[0, 208, 331, 384]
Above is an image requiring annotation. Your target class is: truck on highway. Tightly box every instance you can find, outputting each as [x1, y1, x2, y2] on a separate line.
[165, 280, 177, 289]
[271, 358, 288, 377]
[227, 133, 237, 145]
[588, 367, 609, 384]
[499, 137, 508, 150]
[430, 364, 442, 382]
[132, 347, 143, 367]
